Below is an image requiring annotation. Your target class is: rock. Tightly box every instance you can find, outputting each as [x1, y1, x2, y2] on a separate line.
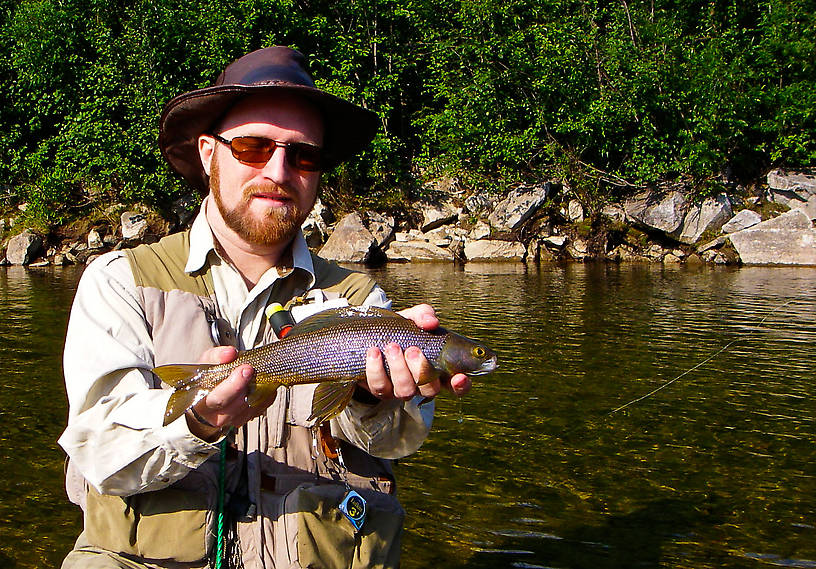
[487, 184, 551, 231]
[302, 214, 327, 249]
[701, 249, 730, 264]
[624, 190, 689, 235]
[566, 199, 585, 222]
[366, 211, 396, 247]
[565, 238, 589, 260]
[645, 243, 668, 260]
[601, 204, 626, 223]
[88, 229, 104, 250]
[5, 230, 43, 265]
[385, 240, 454, 262]
[677, 193, 732, 244]
[542, 235, 567, 249]
[608, 244, 649, 262]
[448, 238, 465, 261]
[464, 239, 526, 262]
[464, 193, 494, 215]
[121, 212, 149, 241]
[468, 220, 491, 240]
[420, 201, 460, 232]
[722, 209, 762, 234]
[318, 213, 379, 264]
[767, 168, 816, 219]
[727, 209, 816, 265]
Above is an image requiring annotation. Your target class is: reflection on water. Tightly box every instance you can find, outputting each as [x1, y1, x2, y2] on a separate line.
[2, 263, 815, 568]
[0, 266, 82, 568]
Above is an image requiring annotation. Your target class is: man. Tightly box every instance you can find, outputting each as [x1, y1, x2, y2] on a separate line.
[59, 47, 470, 569]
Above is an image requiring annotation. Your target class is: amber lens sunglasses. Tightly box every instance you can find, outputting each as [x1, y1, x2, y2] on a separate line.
[211, 134, 325, 172]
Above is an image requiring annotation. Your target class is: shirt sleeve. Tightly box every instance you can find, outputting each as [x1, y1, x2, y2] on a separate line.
[329, 285, 435, 459]
[58, 252, 220, 497]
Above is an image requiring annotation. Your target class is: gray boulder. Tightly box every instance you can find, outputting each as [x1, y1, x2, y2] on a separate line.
[121, 211, 148, 241]
[385, 240, 454, 262]
[624, 190, 689, 235]
[318, 213, 378, 264]
[302, 199, 332, 248]
[366, 211, 396, 247]
[565, 199, 585, 222]
[767, 168, 816, 219]
[677, 193, 732, 244]
[488, 184, 551, 231]
[722, 209, 762, 234]
[5, 230, 43, 265]
[464, 239, 526, 262]
[727, 209, 816, 265]
[464, 193, 494, 215]
[420, 201, 460, 232]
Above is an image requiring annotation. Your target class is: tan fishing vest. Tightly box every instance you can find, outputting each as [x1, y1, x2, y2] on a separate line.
[79, 231, 406, 569]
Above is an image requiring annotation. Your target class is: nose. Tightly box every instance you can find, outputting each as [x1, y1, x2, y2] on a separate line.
[260, 144, 291, 183]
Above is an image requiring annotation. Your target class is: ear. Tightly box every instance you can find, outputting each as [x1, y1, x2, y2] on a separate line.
[198, 135, 216, 176]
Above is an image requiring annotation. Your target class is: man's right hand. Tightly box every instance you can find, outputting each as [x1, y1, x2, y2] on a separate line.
[184, 346, 267, 440]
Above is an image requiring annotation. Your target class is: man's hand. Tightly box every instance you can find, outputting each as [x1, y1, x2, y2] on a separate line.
[184, 346, 269, 440]
[358, 303, 472, 402]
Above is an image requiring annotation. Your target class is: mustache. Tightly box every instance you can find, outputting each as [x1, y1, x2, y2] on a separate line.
[242, 182, 295, 201]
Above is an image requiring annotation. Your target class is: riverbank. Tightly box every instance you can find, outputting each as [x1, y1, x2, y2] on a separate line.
[2, 168, 815, 267]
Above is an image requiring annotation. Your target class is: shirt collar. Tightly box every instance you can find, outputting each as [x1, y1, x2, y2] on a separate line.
[184, 196, 316, 288]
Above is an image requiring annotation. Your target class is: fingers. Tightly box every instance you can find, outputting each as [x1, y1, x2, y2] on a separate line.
[199, 345, 239, 365]
[446, 373, 472, 397]
[397, 303, 439, 331]
[189, 363, 258, 436]
[362, 344, 442, 401]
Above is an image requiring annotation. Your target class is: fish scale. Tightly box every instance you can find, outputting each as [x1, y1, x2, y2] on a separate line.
[155, 306, 497, 426]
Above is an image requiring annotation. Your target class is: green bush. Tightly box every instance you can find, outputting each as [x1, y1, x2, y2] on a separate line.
[0, 0, 813, 225]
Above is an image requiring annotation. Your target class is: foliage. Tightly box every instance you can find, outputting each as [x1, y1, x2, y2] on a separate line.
[0, 0, 813, 224]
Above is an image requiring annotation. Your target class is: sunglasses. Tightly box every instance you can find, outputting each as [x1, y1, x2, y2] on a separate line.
[210, 134, 325, 172]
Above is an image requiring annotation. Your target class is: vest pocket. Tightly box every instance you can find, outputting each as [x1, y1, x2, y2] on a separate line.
[84, 486, 211, 562]
[281, 482, 405, 569]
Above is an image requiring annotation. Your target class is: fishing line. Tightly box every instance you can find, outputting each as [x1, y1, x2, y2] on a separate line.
[607, 299, 796, 416]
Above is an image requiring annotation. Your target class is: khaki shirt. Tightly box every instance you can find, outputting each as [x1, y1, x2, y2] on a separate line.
[58, 199, 434, 498]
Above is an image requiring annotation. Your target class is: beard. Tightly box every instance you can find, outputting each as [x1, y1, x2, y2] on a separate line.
[209, 156, 315, 248]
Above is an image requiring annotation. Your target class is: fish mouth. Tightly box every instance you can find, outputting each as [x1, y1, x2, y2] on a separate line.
[469, 356, 498, 376]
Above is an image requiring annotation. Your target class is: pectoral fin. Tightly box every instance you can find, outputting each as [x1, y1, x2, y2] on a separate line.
[309, 381, 357, 423]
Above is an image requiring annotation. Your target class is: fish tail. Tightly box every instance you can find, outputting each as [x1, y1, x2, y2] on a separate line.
[153, 364, 214, 426]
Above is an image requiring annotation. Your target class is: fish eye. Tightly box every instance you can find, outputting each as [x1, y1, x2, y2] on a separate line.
[473, 346, 486, 358]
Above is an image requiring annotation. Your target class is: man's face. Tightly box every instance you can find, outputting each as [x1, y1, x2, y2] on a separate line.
[199, 93, 324, 248]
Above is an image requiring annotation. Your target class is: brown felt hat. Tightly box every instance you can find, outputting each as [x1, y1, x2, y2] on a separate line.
[159, 46, 379, 191]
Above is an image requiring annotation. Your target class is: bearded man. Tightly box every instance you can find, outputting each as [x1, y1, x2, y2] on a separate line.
[59, 47, 470, 569]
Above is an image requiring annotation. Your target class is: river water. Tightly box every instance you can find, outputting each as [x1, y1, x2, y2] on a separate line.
[1, 262, 814, 568]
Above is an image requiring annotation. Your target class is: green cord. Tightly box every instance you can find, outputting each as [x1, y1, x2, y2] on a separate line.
[215, 438, 227, 569]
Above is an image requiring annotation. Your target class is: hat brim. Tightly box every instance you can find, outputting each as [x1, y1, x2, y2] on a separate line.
[159, 83, 380, 192]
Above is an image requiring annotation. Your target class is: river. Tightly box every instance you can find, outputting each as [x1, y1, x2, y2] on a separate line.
[1, 262, 814, 568]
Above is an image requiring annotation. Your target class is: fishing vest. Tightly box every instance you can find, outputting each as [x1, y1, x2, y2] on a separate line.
[79, 230, 406, 569]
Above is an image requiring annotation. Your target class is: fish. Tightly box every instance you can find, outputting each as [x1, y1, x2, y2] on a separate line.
[154, 305, 498, 426]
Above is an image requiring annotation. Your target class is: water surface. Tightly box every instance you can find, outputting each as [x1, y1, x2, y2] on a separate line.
[1, 262, 814, 568]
